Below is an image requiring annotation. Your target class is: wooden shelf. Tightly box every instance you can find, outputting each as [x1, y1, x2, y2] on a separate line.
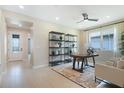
[49, 31, 64, 35]
[64, 47, 77, 48]
[49, 47, 65, 48]
[49, 60, 65, 63]
[49, 54, 65, 56]
[64, 59, 72, 62]
[65, 34, 77, 37]
[65, 41, 77, 42]
[49, 39, 64, 42]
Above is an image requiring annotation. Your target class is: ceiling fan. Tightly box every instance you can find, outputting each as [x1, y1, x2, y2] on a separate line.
[77, 13, 98, 23]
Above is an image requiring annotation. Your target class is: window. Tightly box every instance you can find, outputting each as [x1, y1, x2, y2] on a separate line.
[89, 32, 101, 49]
[103, 34, 114, 50]
[88, 27, 114, 51]
[12, 34, 20, 53]
[90, 36, 101, 49]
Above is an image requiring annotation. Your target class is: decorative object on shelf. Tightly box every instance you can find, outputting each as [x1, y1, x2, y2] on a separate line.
[52, 51, 55, 56]
[72, 44, 75, 47]
[58, 50, 61, 55]
[51, 34, 56, 40]
[55, 50, 58, 55]
[87, 47, 95, 55]
[60, 36, 62, 40]
[58, 42, 62, 47]
[70, 50, 72, 55]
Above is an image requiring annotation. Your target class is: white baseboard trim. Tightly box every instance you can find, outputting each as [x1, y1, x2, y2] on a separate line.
[32, 64, 48, 69]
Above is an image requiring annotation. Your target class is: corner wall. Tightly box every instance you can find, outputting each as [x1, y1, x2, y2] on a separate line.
[0, 10, 7, 73]
[80, 23, 124, 63]
[31, 18, 80, 68]
[79, 31, 89, 54]
[1, 9, 80, 68]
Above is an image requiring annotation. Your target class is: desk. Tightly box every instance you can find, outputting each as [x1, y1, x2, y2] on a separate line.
[70, 54, 99, 73]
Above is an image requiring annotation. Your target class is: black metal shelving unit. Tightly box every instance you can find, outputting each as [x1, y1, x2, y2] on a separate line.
[49, 31, 65, 66]
[49, 31, 77, 66]
[64, 34, 77, 63]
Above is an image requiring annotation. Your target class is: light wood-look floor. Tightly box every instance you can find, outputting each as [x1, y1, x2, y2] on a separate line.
[0, 61, 82, 88]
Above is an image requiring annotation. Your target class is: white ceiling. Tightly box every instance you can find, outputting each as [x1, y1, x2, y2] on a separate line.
[6, 17, 33, 30]
[1, 5, 124, 30]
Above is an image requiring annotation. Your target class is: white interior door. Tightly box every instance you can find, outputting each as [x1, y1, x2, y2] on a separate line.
[8, 30, 29, 62]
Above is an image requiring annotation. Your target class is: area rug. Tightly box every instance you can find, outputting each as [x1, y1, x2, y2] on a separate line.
[51, 63, 99, 88]
[51, 63, 120, 88]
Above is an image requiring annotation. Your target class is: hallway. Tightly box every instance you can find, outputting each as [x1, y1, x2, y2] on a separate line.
[0, 61, 81, 88]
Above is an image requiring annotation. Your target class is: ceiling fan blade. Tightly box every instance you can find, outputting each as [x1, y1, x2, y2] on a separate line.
[88, 19, 98, 21]
[76, 20, 84, 23]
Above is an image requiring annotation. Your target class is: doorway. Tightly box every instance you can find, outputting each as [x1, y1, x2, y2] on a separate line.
[7, 29, 31, 62]
[6, 18, 33, 63]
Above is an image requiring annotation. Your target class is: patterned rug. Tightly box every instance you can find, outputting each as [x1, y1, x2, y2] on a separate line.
[51, 63, 120, 88]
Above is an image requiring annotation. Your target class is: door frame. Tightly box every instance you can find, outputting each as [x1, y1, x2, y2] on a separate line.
[7, 27, 33, 65]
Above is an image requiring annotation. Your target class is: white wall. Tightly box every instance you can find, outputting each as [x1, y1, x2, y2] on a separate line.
[32, 20, 80, 67]
[114, 22, 124, 57]
[0, 10, 1, 73]
[0, 10, 7, 73]
[0, 9, 80, 69]
[79, 31, 89, 54]
[80, 23, 124, 63]
[7, 27, 31, 62]
[80, 27, 115, 63]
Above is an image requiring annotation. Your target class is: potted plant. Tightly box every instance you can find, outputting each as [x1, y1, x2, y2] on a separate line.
[120, 32, 124, 55]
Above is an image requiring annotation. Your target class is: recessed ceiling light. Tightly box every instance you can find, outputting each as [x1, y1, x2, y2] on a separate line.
[55, 17, 59, 20]
[19, 5, 24, 9]
[18, 24, 22, 27]
[106, 16, 110, 18]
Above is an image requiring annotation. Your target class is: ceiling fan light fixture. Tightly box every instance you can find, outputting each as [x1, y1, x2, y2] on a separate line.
[18, 24, 22, 27]
[106, 16, 110, 18]
[77, 13, 98, 23]
[19, 5, 24, 9]
[55, 17, 60, 20]
[84, 19, 88, 22]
